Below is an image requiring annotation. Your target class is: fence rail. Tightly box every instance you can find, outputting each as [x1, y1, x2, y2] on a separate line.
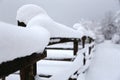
[0, 51, 47, 80]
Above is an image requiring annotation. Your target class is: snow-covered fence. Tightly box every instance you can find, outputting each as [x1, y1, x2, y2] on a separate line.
[17, 21, 82, 61]
[69, 41, 95, 80]
[18, 19, 95, 80]
[47, 38, 80, 55]
[0, 21, 50, 80]
[44, 37, 80, 61]
[0, 51, 47, 80]
[16, 4, 95, 80]
[45, 36, 92, 61]
[35, 40, 95, 80]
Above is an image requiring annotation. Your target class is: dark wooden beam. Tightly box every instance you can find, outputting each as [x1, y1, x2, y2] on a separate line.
[0, 52, 46, 78]
[46, 47, 73, 50]
[73, 39, 79, 55]
[81, 36, 86, 48]
[17, 21, 26, 27]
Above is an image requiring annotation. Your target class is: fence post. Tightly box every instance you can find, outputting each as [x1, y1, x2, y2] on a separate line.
[17, 21, 26, 27]
[1, 76, 5, 80]
[89, 47, 92, 55]
[20, 64, 35, 80]
[88, 37, 92, 44]
[33, 63, 37, 76]
[81, 36, 86, 48]
[73, 39, 78, 55]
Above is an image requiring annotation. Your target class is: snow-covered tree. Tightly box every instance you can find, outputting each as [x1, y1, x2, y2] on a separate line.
[112, 34, 120, 44]
[99, 10, 120, 44]
[114, 11, 120, 34]
[73, 19, 103, 43]
[101, 11, 117, 40]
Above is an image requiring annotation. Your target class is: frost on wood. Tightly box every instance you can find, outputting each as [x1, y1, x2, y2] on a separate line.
[0, 21, 50, 63]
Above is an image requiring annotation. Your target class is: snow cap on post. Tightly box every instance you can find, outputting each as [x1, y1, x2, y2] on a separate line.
[0, 21, 50, 63]
[73, 23, 96, 39]
[73, 23, 88, 37]
[16, 4, 47, 24]
[17, 4, 84, 39]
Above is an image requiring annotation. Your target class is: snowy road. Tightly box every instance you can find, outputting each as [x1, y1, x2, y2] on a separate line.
[85, 41, 120, 80]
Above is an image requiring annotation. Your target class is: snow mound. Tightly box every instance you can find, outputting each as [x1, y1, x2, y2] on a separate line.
[73, 23, 83, 30]
[27, 14, 83, 38]
[16, 4, 47, 24]
[0, 21, 50, 63]
[73, 23, 87, 36]
[17, 4, 84, 38]
[87, 30, 96, 39]
[73, 23, 96, 39]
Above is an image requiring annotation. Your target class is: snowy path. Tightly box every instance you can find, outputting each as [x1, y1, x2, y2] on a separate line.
[85, 41, 120, 80]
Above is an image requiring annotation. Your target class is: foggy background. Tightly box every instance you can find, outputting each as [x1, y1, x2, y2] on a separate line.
[0, 0, 119, 26]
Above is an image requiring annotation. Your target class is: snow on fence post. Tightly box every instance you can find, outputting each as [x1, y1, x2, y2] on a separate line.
[17, 20, 47, 80]
[88, 47, 92, 55]
[18, 20, 37, 79]
[17, 21, 34, 80]
[88, 37, 94, 55]
[88, 36, 92, 44]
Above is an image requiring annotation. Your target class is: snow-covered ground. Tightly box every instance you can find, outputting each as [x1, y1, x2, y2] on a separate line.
[85, 40, 120, 80]
[5, 40, 120, 80]
[5, 41, 91, 80]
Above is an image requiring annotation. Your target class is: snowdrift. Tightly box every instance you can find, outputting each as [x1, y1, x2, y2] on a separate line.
[0, 21, 50, 63]
[16, 4, 85, 38]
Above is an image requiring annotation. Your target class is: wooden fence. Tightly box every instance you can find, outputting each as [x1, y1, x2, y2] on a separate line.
[0, 21, 95, 80]
[0, 51, 47, 80]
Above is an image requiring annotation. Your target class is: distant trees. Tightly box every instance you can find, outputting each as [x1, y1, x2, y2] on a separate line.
[100, 11, 117, 40]
[74, 10, 120, 44]
[100, 11, 120, 44]
[73, 19, 104, 43]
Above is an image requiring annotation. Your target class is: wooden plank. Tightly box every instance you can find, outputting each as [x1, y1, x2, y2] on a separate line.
[89, 47, 92, 55]
[20, 65, 34, 80]
[73, 39, 78, 55]
[48, 38, 80, 46]
[39, 74, 52, 78]
[44, 58, 74, 61]
[33, 63, 37, 76]
[81, 36, 86, 48]
[46, 47, 74, 50]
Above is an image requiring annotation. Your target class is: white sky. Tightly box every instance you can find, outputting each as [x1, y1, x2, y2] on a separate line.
[0, 0, 119, 26]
